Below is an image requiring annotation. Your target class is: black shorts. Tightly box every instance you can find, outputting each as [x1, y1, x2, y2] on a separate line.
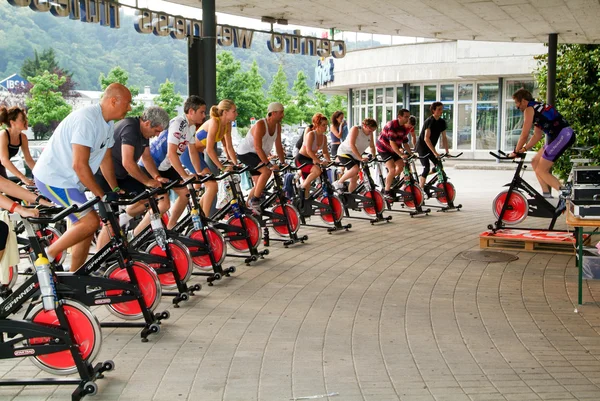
[378, 151, 401, 162]
[238, 153, 263, 176]
[337, 155, 360, 169]
[155, 167, 181, 182]
[95, 173, 147, 196]
[0, 221, 8, 251]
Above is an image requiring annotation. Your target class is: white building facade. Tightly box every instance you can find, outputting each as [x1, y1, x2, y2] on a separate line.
[320, 40, 545, 159]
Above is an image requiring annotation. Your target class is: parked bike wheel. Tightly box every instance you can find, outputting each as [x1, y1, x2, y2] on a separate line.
[318, 195, 343, 224]
[363, 190, 385, 217]
[271, 204, 300, 237]
[146, 239, 193, 289]
[26, 299, 102, 375]
[404, 184, 424, 208]
[104, 261, 162, 319]
[187, 226, 227, 270]
[436, 182, 456, 205]
[226, 215, 262, 252]
[493, 189, 529, 225]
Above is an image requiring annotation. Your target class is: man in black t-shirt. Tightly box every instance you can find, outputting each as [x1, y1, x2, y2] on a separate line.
[95, 106, 170, 248]
[416, 102, 448, 188]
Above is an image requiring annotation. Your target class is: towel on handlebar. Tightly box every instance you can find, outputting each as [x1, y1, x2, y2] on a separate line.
[0, 211, 18, 285]
[283, 173, 295, 199]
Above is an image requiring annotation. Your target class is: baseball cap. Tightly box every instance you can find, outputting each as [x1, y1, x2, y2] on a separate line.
[267, 102, 284, 113]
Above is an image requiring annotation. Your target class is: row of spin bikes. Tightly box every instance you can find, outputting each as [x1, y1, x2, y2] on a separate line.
[0, 153, 462, 400]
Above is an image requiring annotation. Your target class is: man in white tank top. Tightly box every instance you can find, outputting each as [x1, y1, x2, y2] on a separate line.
[236, 102, 287, 212]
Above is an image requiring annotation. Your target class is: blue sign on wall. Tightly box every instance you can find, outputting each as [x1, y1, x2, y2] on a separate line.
[0, 74, 29, 91]
[315, 59, 334, 88]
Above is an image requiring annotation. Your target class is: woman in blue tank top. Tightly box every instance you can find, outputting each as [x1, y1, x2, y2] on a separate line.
[511, 88, 575, 201]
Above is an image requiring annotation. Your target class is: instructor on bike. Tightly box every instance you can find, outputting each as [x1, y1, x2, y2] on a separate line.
[509, 88, 575, 199]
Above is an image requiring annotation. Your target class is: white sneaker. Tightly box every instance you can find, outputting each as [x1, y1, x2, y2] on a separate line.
[333, 181, 345, 192]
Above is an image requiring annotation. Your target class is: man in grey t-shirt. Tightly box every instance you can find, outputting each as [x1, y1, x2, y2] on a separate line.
[95, 106, 170, 249]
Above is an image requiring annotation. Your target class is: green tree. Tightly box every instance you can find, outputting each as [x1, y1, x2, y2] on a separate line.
[25, 71, 72, 139]
[99, 66, 144, 117]
[327, 95, 347, 119]
[154, 79, 183, 119]
[21, 48, 61, 79]
[268, 64, 291, 106]
[310, 90, 329, 117]
[234, 60, 267, 127]
[286, 71, 313, 125]
[216, 51, 243, 103]
[535, 44, 600, 179]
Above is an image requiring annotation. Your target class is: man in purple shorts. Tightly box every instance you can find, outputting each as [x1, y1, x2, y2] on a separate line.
[510, 88, 575, 203]
[33, 83, 132, 271]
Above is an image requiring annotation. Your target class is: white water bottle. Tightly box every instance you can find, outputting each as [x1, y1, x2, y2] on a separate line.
[191, 208, 203, 231]
[150, 213, 167, 250]
[35, 254, 56, 311]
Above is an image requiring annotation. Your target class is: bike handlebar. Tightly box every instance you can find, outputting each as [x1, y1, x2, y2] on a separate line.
[28, 196, 100, 224]
[489, 150, 525, 160]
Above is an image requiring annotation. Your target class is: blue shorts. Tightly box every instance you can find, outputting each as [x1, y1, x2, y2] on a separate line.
[180, 150, 208, 174]
[34, 178, 91, 223]
[543, 127, 576, 162]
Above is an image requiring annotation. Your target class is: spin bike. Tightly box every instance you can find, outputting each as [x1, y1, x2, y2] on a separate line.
[421, 152, 463, 212]
[0, 204, 114, 400]
[210, 166, 269, 266]
[292, 161, 352, 233]
[250, 162, 308, 248]
[24, 196, 167, 342]
[488, 150, 565, 232]
[169, 175, 236, 284]
[336, 158, 392, 225]
[125, 180, 201, 300]
[374, 154, 430, 217]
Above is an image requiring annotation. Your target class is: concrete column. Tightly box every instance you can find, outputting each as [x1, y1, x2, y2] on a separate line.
[547, 33, 558, 106]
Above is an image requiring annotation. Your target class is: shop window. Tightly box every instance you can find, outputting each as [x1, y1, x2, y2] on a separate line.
[457, 104, 472, 150]
[458, 84, 473, 101]
[441, 84, 454, 102]
[424, 85, 437, 102]
[397, 87, 404, 104]
[386, 88, 394, 104]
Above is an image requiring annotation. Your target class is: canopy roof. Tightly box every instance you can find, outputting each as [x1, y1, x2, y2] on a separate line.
[166, 0, 600, 44]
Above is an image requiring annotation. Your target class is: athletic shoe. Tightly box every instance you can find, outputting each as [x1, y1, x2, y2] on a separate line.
[559, 183, 572, 198]
[383, 191, 394, 203]
[333, 181, 345, 193]
[0, 285, 12, 299]
[542, 192, 554, 199]
[556, 197, 567, 214]
[248, 197, 262, 214]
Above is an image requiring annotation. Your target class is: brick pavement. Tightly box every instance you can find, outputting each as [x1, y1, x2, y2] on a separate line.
[1, 168, 599, 401]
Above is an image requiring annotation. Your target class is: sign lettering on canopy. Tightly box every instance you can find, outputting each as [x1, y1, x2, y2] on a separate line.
[6, 0, 346, 58]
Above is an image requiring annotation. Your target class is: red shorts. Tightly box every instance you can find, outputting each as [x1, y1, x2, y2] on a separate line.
[295, 153, 314, 179]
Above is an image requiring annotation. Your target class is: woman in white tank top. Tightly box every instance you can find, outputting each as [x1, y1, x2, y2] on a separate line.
[333, 118, 378, 193]
[294, 113, 331, 200]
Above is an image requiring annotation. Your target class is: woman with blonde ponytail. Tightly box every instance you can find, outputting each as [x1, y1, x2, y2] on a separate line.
[180, 99, 238, 216]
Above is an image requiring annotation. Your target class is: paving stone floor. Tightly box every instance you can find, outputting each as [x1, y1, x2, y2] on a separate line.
[1, 168, 599, 401]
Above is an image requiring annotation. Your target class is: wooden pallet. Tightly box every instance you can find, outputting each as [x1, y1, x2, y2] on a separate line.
[479, 229, 587, 255]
